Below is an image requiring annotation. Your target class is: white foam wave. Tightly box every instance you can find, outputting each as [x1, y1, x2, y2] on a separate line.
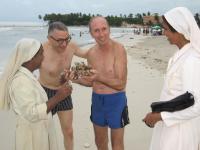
[0, 27, 13, 32]
[0, 21, 47, 27]
[111, 33, 125, 39]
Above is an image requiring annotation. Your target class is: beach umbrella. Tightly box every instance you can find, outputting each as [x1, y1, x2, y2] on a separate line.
[151, 25, 162, 30]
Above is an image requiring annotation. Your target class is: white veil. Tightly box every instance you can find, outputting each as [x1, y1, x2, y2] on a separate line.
[164, 7, 200, 52]
[0, 38, 41, 110]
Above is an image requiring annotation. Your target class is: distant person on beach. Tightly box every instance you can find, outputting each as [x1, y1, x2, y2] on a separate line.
[68, 16, 130, 150]
[143, 7, 200, 150]
[0, 38, 72, 150]
[39, 21, 87, 150]
[80, 31, 82, 37]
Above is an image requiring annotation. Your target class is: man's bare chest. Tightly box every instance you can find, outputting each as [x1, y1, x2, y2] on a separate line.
[42, 54, 73, 74]
[90, 55, 115, 74]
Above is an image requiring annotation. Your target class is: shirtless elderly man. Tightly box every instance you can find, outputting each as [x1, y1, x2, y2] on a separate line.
[39, 21, 87, 150]
[70, 16, 130, 150]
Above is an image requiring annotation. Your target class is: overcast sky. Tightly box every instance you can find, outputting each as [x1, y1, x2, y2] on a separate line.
[0, 0, 199, 21]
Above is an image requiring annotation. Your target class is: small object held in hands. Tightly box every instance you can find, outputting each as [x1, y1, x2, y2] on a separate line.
[71, 62, 92, 79]
[65, 80, 72, 88]
[59, 71, 67, 84]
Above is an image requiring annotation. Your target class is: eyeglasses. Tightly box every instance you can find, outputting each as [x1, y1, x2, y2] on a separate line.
[50, 35, 71, 45]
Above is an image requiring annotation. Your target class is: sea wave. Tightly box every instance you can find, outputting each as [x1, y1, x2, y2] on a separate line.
[78, 39, 95, 47]
[0, 21, 47, 27]
[111, 33, 125, 39]
[0, 66, 3, 75]
[78, 32, 125, 47]
[0, 27, 13, 32]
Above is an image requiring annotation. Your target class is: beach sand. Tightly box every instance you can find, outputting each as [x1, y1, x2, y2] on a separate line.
[0, 34, 178, 150]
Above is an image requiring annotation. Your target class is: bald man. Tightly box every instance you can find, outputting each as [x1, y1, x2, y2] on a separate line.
[72, 16, 130, 150]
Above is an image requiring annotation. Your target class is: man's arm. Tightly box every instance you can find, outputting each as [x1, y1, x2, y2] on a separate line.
[98, 44, 127, 90]
[83, 44, 127, 91]
[70, 42, 88, 58]
[72, 78, 93, 87]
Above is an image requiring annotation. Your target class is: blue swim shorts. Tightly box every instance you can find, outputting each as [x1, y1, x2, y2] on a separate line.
[90, 91, 130, 129]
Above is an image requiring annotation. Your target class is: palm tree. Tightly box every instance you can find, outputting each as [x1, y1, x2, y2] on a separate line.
[154, 13, 160, 23]
[128, 13, 133, 18]
[38, 14, 42, 20]
[135, 13, 143, 24]
[142, 13, 146, 16]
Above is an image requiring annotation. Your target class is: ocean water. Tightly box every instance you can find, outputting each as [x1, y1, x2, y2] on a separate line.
[0, 22, 134, 73]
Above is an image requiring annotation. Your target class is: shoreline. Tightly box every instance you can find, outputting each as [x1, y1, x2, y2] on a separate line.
[120, 34, 178, 73]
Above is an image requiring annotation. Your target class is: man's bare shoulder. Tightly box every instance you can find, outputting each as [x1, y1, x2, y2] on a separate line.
[112, 40, 126, 53]
[42, 41, 49, 49]
[87, 44, 97, 55]
[42, 41, 52, 53]
[67, 41, 78, 51]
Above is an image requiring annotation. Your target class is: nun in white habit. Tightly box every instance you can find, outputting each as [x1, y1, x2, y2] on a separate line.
[0, 38, 72, 150]
[143, 7, 200, 150]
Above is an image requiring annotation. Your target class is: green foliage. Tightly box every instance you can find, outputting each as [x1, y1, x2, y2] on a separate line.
[40, 11, 200, 27]
[42, 12, 144, 26]
[154, 13, 159, 22]
[43, 13, 91, 25]
[38, 15, 42, 20]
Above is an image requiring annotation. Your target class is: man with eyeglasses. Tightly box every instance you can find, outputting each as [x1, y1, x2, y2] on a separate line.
[38, 21, 87, 150]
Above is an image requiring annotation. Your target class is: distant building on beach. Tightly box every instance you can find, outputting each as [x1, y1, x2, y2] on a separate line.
[121, 21, 144, 28]
[143, 15, 162, 25]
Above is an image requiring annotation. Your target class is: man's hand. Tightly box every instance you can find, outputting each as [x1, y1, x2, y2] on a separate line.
[81, 69, 99, 82]
[68, 70, 79, 81]
[46, 82, 72, 113]
[55, 83, 72, 101]
[59, 69, 72, 84]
